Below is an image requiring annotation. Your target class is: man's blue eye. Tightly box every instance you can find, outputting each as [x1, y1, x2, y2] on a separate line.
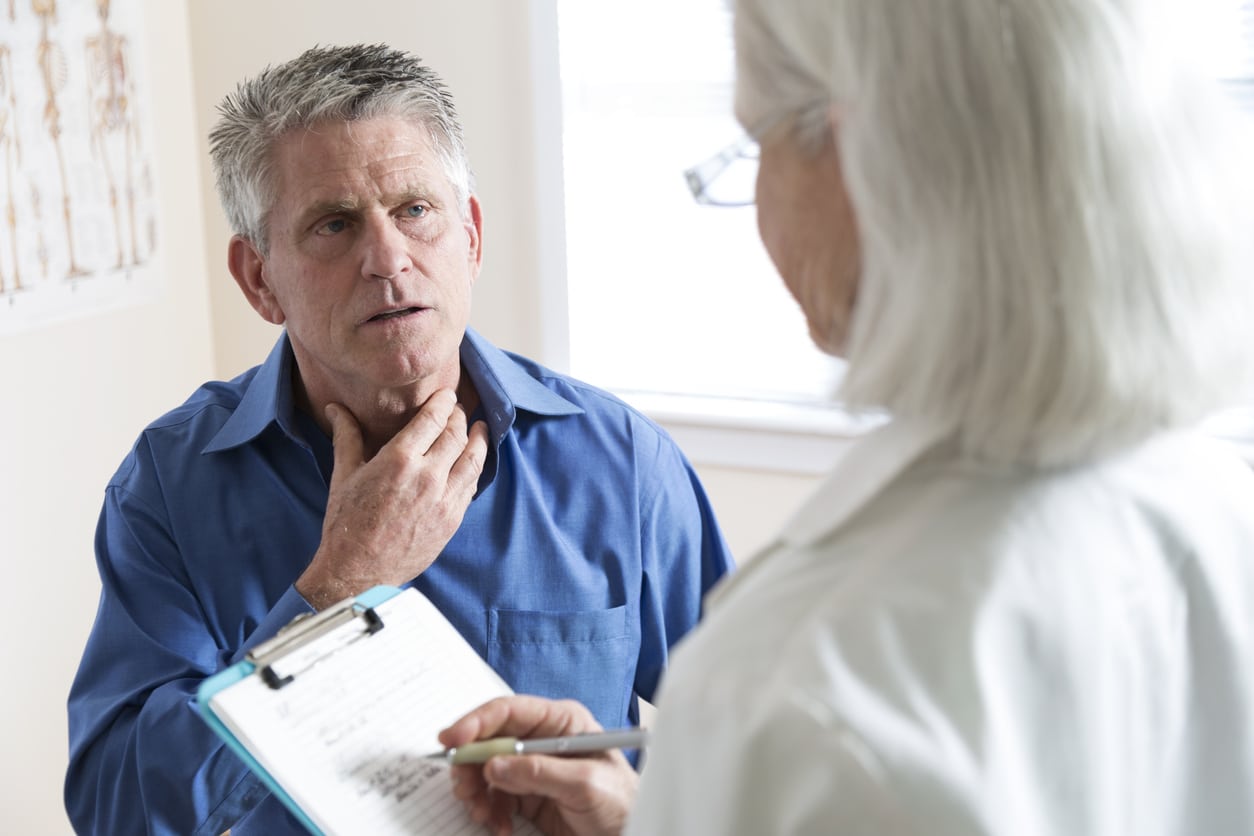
[321, 218, 347, 234]
[406, 205, 427, 218]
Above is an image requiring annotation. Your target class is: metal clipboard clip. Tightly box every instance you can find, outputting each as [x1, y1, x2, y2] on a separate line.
[246, 596, 385, 690]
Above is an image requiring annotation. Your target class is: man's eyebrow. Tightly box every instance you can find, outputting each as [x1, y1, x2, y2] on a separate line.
[386, 187, 439, 207]
[301, 197, 362, 220]
[294, 187, 443, 229]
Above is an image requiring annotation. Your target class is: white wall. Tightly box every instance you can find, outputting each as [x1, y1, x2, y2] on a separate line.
[2, 1, 820, 832]
[0, 1, 215, 831]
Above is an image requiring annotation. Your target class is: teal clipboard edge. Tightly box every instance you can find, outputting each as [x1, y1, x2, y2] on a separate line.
[195, 584, 404, 836]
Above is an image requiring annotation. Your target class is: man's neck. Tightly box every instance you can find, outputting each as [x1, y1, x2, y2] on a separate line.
[295, 370, 480, 460]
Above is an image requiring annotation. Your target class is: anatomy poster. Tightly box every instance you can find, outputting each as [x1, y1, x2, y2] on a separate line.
[0, 0, 160, 334]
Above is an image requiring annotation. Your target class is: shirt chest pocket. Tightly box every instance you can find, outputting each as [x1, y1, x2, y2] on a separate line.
[486, 605, 634, 729]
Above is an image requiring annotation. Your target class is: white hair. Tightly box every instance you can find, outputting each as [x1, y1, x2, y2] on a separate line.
[209, 44, 474, 255]
[735, 0, 1254, 466]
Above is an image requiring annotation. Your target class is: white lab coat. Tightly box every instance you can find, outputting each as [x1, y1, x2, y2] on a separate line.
[627, 418, 1254, 835]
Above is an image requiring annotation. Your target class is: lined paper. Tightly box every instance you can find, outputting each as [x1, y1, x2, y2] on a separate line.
[209, 589, 540, 835]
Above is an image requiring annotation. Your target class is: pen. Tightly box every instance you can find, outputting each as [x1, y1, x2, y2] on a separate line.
[426, 727, 651, 765]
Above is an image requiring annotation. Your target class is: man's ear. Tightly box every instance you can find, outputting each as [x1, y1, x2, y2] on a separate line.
[227, 235, 286, 325]
[464, 195, 484, 281]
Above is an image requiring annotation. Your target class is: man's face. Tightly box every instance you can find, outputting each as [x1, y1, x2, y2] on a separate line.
[247, 116, 481, 403]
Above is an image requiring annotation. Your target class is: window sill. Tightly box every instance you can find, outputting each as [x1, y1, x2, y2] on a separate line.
[616, 391, 885, 475]
[618, 395, 1254, 474]
[1201, 407, 1254, 466]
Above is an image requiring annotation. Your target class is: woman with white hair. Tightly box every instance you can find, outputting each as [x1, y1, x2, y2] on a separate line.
[442, 0, 1254, 833]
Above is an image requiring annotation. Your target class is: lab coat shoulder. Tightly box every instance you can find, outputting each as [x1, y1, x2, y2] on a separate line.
[629, 429, 1254, 836]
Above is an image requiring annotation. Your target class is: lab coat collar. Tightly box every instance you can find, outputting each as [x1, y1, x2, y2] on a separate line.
[704, 416, 953, 611]
[781, 415, 954, 548]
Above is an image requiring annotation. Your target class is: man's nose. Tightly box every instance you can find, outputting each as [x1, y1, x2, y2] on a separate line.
[359, 215, 411, 279]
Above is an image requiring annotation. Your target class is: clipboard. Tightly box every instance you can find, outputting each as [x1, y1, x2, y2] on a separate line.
[196, 585, 540, 836]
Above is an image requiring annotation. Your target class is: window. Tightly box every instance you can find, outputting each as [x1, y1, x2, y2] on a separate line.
[1188, 0, 1254, 463]
[1199, 0, 1254, 107]
[546, 0, 1254, 471]
[548, 0, 865, 473]
[555, 0, 846, 406]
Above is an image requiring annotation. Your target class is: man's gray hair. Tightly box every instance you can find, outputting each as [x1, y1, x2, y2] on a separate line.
[735, 0, 1254, 466]
[209, 43, 473, 254]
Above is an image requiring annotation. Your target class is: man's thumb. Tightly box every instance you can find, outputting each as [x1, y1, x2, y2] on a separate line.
[325, 403, 363, 465]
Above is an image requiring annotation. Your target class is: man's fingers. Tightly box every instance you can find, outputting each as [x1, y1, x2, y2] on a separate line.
[389, 389, 459, 456]
[325, 403, 364, 473]
[422, 404, 473, 464]
[446, 420, 489, 498]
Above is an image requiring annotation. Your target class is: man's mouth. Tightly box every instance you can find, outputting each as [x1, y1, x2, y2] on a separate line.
[367, 306, 422, 323]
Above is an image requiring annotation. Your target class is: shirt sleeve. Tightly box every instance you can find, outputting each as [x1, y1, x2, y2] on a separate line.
[633, 434, 734, 703]
[64, 439, 312, 835]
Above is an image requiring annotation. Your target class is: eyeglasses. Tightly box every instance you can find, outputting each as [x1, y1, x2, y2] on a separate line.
[682, 132, 759, 207]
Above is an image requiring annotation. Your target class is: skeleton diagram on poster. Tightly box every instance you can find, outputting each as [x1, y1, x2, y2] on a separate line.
[0, 0, 160, 334]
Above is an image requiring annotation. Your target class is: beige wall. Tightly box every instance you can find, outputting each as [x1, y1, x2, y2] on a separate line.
[3, 1, 818, 831]
[0, 1, 215, 831]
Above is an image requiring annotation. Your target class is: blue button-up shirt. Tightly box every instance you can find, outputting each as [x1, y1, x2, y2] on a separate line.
[66, 329, 732, 835]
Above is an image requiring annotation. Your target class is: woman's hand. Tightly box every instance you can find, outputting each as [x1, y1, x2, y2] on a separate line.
[439, 695, 638, 836]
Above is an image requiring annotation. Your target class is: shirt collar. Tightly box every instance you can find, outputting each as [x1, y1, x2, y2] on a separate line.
[460, 327, 583, 443]
[202, 334, 297, 454]
[203, 328, 582, 454]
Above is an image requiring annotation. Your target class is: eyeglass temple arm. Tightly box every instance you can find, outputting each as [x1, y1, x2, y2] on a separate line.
[683, 136, 755, 201]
